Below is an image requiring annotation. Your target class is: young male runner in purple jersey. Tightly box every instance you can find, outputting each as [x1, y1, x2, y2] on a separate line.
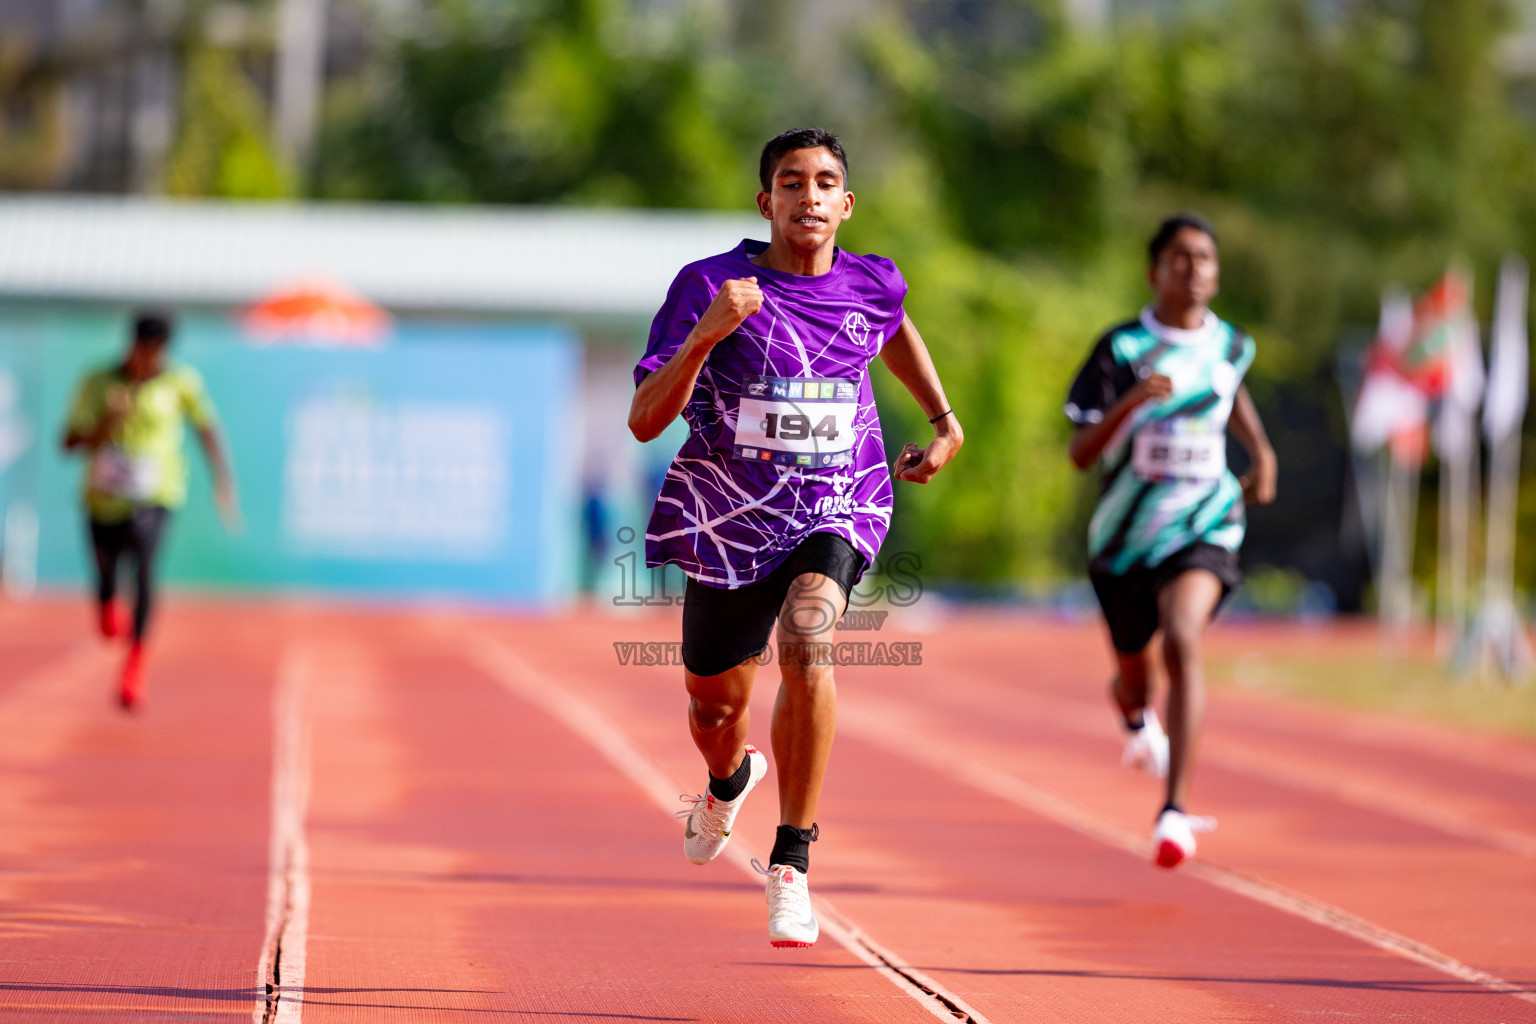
[629, 128, 962, 946]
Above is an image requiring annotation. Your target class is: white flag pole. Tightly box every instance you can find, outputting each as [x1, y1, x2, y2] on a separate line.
[1478, 254, 1532, 682]
[1354, 287, 1424, 646]
[1435, 435, 1468, 662]
[1381, 439, 1421, 646]
[1434, 267, 1483, 667]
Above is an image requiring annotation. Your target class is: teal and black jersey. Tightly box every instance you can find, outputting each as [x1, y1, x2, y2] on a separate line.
[1065, 307, 1256, 576]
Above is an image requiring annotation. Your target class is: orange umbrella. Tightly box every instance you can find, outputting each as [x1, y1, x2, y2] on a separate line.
[242, 278, 390, 345]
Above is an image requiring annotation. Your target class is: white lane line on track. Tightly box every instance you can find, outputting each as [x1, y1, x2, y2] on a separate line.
[254, 646, 314, 1024]
[1204, 738, 1536, 860]
[894, 661, 1536, 861]
[466, 634, 992, 1024]
[835, 699, 1536, 1008]
[953, 671, 1536, 860]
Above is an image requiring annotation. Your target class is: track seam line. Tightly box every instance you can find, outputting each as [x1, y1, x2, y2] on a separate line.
[904, 663, 1536, 859]
[465, 634, 991, 1024]
[835, 700, 1536, 1008]
[254, 645, 313, 1024]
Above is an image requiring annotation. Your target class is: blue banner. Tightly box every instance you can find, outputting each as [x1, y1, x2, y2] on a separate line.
[5, 310, 579, 606]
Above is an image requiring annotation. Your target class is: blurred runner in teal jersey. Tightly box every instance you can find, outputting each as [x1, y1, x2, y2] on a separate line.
[62, 312, 239, 710]
[1065, 215, 1278, 868]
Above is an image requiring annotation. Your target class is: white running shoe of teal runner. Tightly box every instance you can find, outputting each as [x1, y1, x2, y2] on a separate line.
[754, 859, 818, 947]
[1122, 707, 1170, 779]
[1152, 808, 1217, 869]
[678, 746, 768, 865]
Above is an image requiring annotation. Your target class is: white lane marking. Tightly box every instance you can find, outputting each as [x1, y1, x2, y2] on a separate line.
[921, 668, 1536, 859]
[466, 635, 991, 1024]
[254, 646, 313, 1024]
[836, 699, 1536, 1008]
[1204, 738, 1536, 859]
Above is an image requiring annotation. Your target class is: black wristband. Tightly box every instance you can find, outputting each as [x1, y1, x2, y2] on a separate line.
[927, 408, 954, 424]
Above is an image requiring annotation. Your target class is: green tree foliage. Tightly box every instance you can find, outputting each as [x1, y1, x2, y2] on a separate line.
[0, 39, 70, 189]
[859, 0, 1536, 586]
[316, 0, 755, 206]
[166, 39, 293, 198]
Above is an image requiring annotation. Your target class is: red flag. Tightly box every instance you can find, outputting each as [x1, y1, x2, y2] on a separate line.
[1353, 287, 1427, 459]
[1399, 270, 1471, 398]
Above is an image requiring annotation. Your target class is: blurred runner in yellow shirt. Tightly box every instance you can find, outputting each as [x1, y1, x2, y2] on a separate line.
[62, 312, 239, 710]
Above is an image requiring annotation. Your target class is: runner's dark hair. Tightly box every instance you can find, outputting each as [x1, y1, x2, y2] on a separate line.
[1148, 213, 1217, 266]
[759, 128, 849, 191]
[133, 310, 175, 345]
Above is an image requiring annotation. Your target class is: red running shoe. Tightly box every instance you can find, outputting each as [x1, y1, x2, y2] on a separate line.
[99, 602, 127, 640]
[118, 642, 146, 710]
[1152, 809, 1217, 869]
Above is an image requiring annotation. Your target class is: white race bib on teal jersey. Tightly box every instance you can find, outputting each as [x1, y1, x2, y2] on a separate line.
[1132, 422, 1226, 482]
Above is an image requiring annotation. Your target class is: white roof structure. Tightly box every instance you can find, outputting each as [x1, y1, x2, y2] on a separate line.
[0, 195, 761, 316]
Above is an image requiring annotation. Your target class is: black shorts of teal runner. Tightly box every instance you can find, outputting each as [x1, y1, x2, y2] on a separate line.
[681, 532, 866, 677]
[1089, 542, 1242, 655]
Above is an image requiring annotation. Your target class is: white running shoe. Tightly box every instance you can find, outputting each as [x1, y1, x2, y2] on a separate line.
[678, 746, 768, 865]
[1152, 808, 1217, 869]
[754, 859, 818, 948]
[1122, 707, 1170, 779]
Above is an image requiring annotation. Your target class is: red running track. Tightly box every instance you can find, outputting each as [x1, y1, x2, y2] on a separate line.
[1, 595, 1533, 1023]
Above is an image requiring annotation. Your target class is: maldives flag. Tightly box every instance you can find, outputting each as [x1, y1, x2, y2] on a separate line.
[1399, 270, 1473, 398]
[1352, 286, 1428, 459]
[1353, 270, 1477, 463]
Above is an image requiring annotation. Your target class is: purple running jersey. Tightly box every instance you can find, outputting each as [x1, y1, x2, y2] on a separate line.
[635, 239, 908, 588]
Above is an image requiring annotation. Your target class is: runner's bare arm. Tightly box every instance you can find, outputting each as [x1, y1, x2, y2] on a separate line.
[197, 425, 243, 531]
[628, 277, 763, 442]
[63, 422, 110, 451]
[1068, 374, 1173, 469]
[1228, 384, 1277, 505]
[62, 385, 130, 451]
[879, 313, 963, 483]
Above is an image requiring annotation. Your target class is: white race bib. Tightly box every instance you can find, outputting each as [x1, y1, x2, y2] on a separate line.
[1132, 426, 1226, 482]
[733, 376, 858, 469]
[90, 446, 161, 500]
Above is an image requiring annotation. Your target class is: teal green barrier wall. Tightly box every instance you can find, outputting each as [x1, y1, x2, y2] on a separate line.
[0, 309, 579, 606]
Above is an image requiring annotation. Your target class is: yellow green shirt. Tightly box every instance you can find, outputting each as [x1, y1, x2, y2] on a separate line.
[67, 364, 216, 521]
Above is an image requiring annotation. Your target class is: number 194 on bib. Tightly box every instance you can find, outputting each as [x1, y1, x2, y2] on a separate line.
[733, 375, 858, 468]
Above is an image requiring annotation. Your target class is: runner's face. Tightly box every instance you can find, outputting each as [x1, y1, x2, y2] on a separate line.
[125, 340, 167, 382]
[757, 147, 853, 250]
[1150, 228, 1219, 311]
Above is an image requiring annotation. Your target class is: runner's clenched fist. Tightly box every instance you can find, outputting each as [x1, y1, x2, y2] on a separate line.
[695, 277, 763, 347]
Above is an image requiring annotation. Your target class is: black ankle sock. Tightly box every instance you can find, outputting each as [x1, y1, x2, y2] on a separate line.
[1110, 680, 1144, 731]
[708, 750, 754, 802]
[769, 823, 818, 873]
[1160, 801, 1183, 818]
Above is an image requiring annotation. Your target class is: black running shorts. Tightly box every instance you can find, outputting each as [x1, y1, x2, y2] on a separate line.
[681, 532, 865, 677]
[1089, 542, 1243, 655]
